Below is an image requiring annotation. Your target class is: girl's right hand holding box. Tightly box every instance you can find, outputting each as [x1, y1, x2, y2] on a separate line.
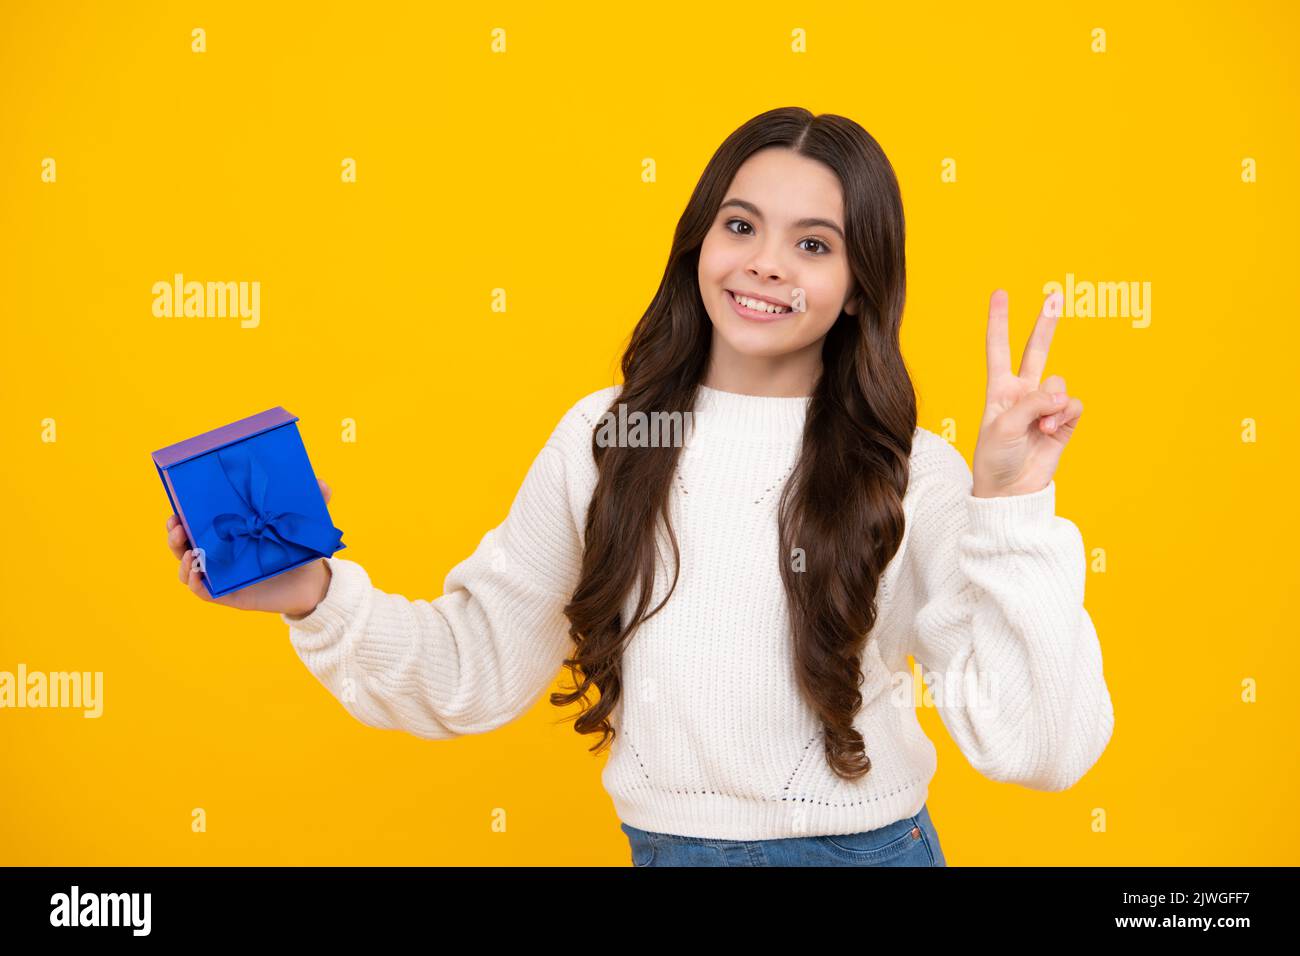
[165, 478, 334, 619]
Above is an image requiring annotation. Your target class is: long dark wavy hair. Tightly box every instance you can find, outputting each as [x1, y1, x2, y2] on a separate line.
[551, 106, 917, 780]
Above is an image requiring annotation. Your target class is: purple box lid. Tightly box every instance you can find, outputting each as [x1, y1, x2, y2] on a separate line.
[151, 407, 298, 470]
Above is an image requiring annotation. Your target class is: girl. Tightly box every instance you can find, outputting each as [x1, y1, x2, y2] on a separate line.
[165, 106, 1114, 867]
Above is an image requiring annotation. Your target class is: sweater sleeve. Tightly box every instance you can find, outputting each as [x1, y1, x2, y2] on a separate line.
[901, 436, 1115, 791]
[280, 438, 582, 740]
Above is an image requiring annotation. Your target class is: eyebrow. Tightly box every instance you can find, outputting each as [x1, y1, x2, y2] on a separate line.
[718, 198, 845, 242]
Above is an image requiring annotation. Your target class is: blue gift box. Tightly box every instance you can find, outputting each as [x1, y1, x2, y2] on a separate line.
[151, 407, 345, 598]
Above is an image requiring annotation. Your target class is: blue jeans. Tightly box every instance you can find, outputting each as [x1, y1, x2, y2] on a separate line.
[620, 802, 947, 867]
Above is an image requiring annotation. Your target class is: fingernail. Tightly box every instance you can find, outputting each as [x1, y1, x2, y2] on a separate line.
[1045, 416, 1057, 429]
[1055, 392, 1067, 404]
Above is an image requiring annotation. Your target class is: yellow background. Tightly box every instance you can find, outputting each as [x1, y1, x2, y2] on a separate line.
[1, 0, 1296, 865]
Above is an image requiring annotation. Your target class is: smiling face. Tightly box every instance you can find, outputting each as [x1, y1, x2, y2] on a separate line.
[697, 146, 858, 394]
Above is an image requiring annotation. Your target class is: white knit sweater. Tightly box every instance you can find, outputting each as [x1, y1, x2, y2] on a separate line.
[283, 384, 1115, 840]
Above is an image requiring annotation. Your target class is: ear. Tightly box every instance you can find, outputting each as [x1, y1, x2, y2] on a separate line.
[843, 291, 860, 316]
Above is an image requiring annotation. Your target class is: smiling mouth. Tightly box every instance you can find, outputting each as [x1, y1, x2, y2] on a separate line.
[726, 289, 794, 318]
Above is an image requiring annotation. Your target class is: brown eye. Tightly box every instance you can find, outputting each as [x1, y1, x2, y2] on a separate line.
[725, 218, 754, 236]
[799, 238, 831, 255]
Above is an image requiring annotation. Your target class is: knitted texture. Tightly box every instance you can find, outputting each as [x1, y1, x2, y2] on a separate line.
[284, 384, 1115, 840]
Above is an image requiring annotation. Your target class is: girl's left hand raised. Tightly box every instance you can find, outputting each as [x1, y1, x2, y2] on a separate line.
[970, 288, 1084, 498]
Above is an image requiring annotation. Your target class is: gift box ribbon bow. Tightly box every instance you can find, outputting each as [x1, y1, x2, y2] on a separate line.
[203, 446, 343, 573]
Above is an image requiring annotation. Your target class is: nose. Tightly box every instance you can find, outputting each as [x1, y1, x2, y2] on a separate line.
[744, 237, 787, 283]
[744, 259, 785, 283]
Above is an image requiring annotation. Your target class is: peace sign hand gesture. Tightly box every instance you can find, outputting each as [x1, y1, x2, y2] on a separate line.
[971, 289, 1084, 498]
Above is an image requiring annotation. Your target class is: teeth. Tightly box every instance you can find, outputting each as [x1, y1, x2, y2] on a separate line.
[733, 292, 790, 314]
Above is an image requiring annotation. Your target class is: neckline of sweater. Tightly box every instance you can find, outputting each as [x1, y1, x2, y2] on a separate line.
[691, 383, 810, 443]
